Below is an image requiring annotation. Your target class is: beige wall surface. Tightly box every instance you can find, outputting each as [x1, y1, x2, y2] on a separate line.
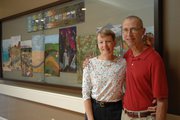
[0, 94, 84, 120]
[163, 0, 180, 116]
[0, 94, 179, 120]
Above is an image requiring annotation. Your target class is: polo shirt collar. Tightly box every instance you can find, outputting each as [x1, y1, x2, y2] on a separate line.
[129, 47, 153, 60]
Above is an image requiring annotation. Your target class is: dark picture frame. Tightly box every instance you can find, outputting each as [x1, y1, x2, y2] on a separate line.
[0, 0, 162, 87]
[154, 0, 163, 56]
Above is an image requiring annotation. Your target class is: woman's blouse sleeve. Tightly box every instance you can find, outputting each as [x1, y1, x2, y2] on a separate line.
[82, 63, 92, 100]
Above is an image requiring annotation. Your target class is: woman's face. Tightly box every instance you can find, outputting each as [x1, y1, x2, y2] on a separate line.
[97, 34, 116, 56]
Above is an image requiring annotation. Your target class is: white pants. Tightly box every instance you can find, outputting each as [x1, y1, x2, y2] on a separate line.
[121, 110, 155, 120]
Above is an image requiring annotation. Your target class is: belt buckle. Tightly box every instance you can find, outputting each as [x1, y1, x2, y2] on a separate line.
[99, 102, 105, 107]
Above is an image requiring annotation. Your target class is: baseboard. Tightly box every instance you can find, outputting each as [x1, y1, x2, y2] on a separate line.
[0, 116, 8, 120]
[0, 83, 84, 114]
[167, 114, 180, 120]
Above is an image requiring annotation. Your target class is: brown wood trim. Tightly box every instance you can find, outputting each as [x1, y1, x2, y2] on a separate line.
[0, 21, 2, 78]
[154, 0, 163, 56]
[0, 0, 72, 22]
[3, 78, 82, 94]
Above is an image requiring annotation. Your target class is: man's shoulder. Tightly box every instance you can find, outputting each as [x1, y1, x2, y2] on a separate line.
[146, 48, 164, 64]
[148, 48, 162, 59]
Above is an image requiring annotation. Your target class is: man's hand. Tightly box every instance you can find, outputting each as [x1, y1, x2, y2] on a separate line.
[83, 57, 90, 68]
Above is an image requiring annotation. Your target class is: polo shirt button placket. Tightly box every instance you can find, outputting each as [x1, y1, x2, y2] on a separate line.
[131, 59, 135, 66]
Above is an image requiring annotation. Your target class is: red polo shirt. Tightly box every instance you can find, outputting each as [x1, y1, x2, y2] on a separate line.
[123, 47, 168, 111]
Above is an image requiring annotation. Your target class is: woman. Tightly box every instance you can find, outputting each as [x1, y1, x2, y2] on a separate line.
[82, 28, 126, 120]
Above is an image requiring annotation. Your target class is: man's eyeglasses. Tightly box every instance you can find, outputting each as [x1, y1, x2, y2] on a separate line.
[122, 27, 142, 34]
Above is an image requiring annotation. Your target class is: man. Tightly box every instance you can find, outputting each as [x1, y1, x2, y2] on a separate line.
[121, 16, 168, 120]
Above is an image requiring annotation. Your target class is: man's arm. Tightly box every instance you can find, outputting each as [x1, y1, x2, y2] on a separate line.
[84, 99, 94, 120]
[156, 98, 168, 120]
[83, 58, 90, 68]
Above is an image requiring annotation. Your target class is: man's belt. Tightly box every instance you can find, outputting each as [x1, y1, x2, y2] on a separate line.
[92, 99, 121, 107]
[124, 109, 153, 118]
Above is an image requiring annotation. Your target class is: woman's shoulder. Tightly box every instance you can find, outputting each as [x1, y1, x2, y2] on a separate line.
[86, 56, 98, 66]
[89, 56, 97, 60]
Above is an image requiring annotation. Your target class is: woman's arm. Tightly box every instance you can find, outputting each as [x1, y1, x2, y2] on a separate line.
[84, 99, 94, 120]
[82, 60, 93, 120]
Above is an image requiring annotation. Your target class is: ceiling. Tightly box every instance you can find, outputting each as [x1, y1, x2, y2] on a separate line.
[97, 0, 153, 10]
[0, 0, 58, 19]
[0, 0, 153, 20]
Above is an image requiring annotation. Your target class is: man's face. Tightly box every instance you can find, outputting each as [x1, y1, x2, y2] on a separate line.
[122, 18, 145, 48]
[97, 34, 116, 56]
